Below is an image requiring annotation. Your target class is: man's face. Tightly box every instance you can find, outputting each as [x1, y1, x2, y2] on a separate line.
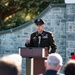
[36, 25, 44, 33]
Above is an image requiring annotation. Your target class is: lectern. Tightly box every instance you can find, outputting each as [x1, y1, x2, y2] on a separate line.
[19, 47, 48, 75]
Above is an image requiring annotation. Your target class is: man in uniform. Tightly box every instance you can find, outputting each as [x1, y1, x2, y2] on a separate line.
[25, 18, 57, 53]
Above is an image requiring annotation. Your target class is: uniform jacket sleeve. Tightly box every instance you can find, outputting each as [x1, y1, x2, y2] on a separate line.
[49, 33, 57, 53]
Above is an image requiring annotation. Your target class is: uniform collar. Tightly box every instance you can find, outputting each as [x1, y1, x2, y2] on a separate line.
[36, 30, 45, 36]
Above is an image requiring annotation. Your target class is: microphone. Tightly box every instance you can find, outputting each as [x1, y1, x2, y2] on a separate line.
[38, 36, 41, 45]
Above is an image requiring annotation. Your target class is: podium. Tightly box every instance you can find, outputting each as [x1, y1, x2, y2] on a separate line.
[19, 47, 48, 75]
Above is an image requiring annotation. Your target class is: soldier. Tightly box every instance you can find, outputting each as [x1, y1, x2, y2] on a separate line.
[25, 19, 57, 53]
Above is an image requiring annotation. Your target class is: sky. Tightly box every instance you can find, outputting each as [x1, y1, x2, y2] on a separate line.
[65, 0, 75, 3]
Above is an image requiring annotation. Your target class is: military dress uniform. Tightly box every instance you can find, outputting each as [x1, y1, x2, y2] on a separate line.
[25, 30, 57, 53]
[25, 19, 57, 75]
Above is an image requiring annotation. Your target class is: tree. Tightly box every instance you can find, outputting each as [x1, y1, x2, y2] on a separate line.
[0, 0, 64, 30]
[0, 0, 64, 20]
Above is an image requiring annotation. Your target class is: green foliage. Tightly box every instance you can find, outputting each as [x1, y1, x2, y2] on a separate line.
[0, 0, 64, 31]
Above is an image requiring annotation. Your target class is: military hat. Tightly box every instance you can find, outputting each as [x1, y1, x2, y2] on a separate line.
[34, 19, 44, 25]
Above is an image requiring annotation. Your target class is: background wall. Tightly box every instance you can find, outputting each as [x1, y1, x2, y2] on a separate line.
[0, 3, 75, 75]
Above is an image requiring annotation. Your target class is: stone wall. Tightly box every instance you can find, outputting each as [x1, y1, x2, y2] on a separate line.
[0, 3, 75, 75]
